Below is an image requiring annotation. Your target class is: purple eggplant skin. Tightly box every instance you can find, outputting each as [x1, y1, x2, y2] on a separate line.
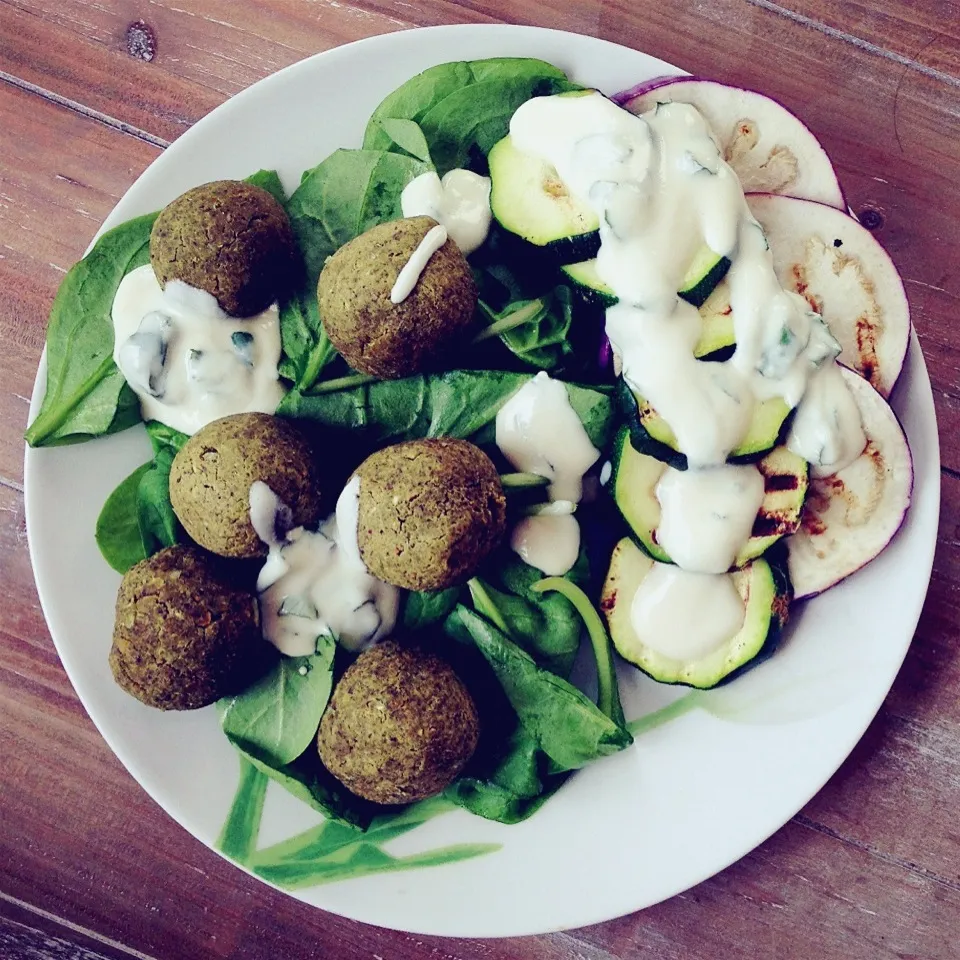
[609, 74, 681, 107]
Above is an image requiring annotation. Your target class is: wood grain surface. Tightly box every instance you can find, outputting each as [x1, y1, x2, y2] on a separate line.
[2, 2, 959, 958]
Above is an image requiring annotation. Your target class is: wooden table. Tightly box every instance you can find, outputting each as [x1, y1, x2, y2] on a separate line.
[2, 2, 959, 958]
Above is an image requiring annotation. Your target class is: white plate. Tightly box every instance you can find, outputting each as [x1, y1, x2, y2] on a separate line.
[24, 24, 940, 938]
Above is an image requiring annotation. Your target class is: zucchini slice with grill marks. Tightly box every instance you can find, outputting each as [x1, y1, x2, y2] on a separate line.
[488, 135, 600, 263]
[608, 426, 808, 568]
[600, 537, 792, 688]
[561, 250, 731, 311]
[615, 378, 794, 470]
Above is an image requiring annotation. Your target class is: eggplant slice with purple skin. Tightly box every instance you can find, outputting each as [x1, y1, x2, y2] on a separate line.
[616, 77, 846, 209]
[747, 192, 911, 399]
[788, 367, 913, 600]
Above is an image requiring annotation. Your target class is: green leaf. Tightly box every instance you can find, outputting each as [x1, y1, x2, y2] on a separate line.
[446, 606, 632, 772]
[363, 61, 475, 152]
[223, 734, 374, 829]
[135, 434, 185, 559]
[494, 287, 576, 370]
[446, 725, 565, 824]
[216, 755, 269, 864]
[94, 461, 154, 573]
[472, 549, 590, 678]
[219, 633, 337, 767]
[403, 586, 462, 631]
[376, 118, 434, 164]
[532, 576, 626, 727]
[24, 213, 157, 447]
[418, 74, 581, 175]
[245, 168, 287, 205]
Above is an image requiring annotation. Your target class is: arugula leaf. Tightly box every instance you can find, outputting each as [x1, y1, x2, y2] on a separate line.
[445, 605, 632, 772]
[25, 213, 157, 447]
[219, 633, 336, 767]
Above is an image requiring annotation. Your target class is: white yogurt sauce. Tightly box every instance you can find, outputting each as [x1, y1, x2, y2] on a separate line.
[630, 563, 746, 661]
[787, 361, 867, 476]
[401, 169, 492, 255]
[510, 513, 581, 577]
[509, 92, 862, 472]
[655, 463, 765, 573]
[495, 372, 600, 576]
[112, 264, 285, 436]
[390, 224, 449, 304]
[254, 478, 400, 656]
[496, 371, 600, 502]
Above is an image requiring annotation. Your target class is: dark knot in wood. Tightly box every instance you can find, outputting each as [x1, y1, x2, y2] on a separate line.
[858, 207, 884, 231]
[126, 20, 157, 62]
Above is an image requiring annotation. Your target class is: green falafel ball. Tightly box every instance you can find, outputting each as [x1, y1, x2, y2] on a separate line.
[109, 544, 269, 710]
[355, 437, 506, 592]
[169, 412, 323, 559]
[317, 640, 479, 804]
[318, 216, 477, 379]
[150, 180, 297, 317]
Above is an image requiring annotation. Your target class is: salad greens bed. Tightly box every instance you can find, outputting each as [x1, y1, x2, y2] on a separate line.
[28, 56, 637, 874]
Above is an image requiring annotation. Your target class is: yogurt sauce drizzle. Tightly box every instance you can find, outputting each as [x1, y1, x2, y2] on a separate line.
[112, 264, 285, 436]
[390, 224, 449, 304]
[401, 169, 492, 255]
[253, 478, 400, 656]
[496, 371, 600, 575]
[508, 91, 867, 650]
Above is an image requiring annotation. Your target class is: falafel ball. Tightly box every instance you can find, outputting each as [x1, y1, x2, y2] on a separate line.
[150, 180, 297, 317]
[355, 437, 506, 591]
[109, 544, 269, 710]
[318, 640, 479, 804]
[169, 412, 323, 559]
[318, 216, 477, 379]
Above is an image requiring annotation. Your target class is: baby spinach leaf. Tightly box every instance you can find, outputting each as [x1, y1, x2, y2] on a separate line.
[282, 369, 615, 454]
[95, 461, 154, 574]
[25, 213, 157, 447]
[446, 606, 632, 772]
[564, 380, 616, 451]
[363, 61, 475, 152]
[223, 733, 373, 829]
[136, 423, 187, 559]
[94, 420, 188, 573]
[219, 633, 336, 767]
[287, 148, 430, 285]
[478, 286, 575, 370]
[376, 118, 434, 165]
[472, 549, 590, 678]
[446, 725, 566, 824]
[403, 586, 462, 631]
[245, 168, 287, 205]
[217, 755, 269, 863]
[419, 74, 580, 176]
[364, 58, 580, 175]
